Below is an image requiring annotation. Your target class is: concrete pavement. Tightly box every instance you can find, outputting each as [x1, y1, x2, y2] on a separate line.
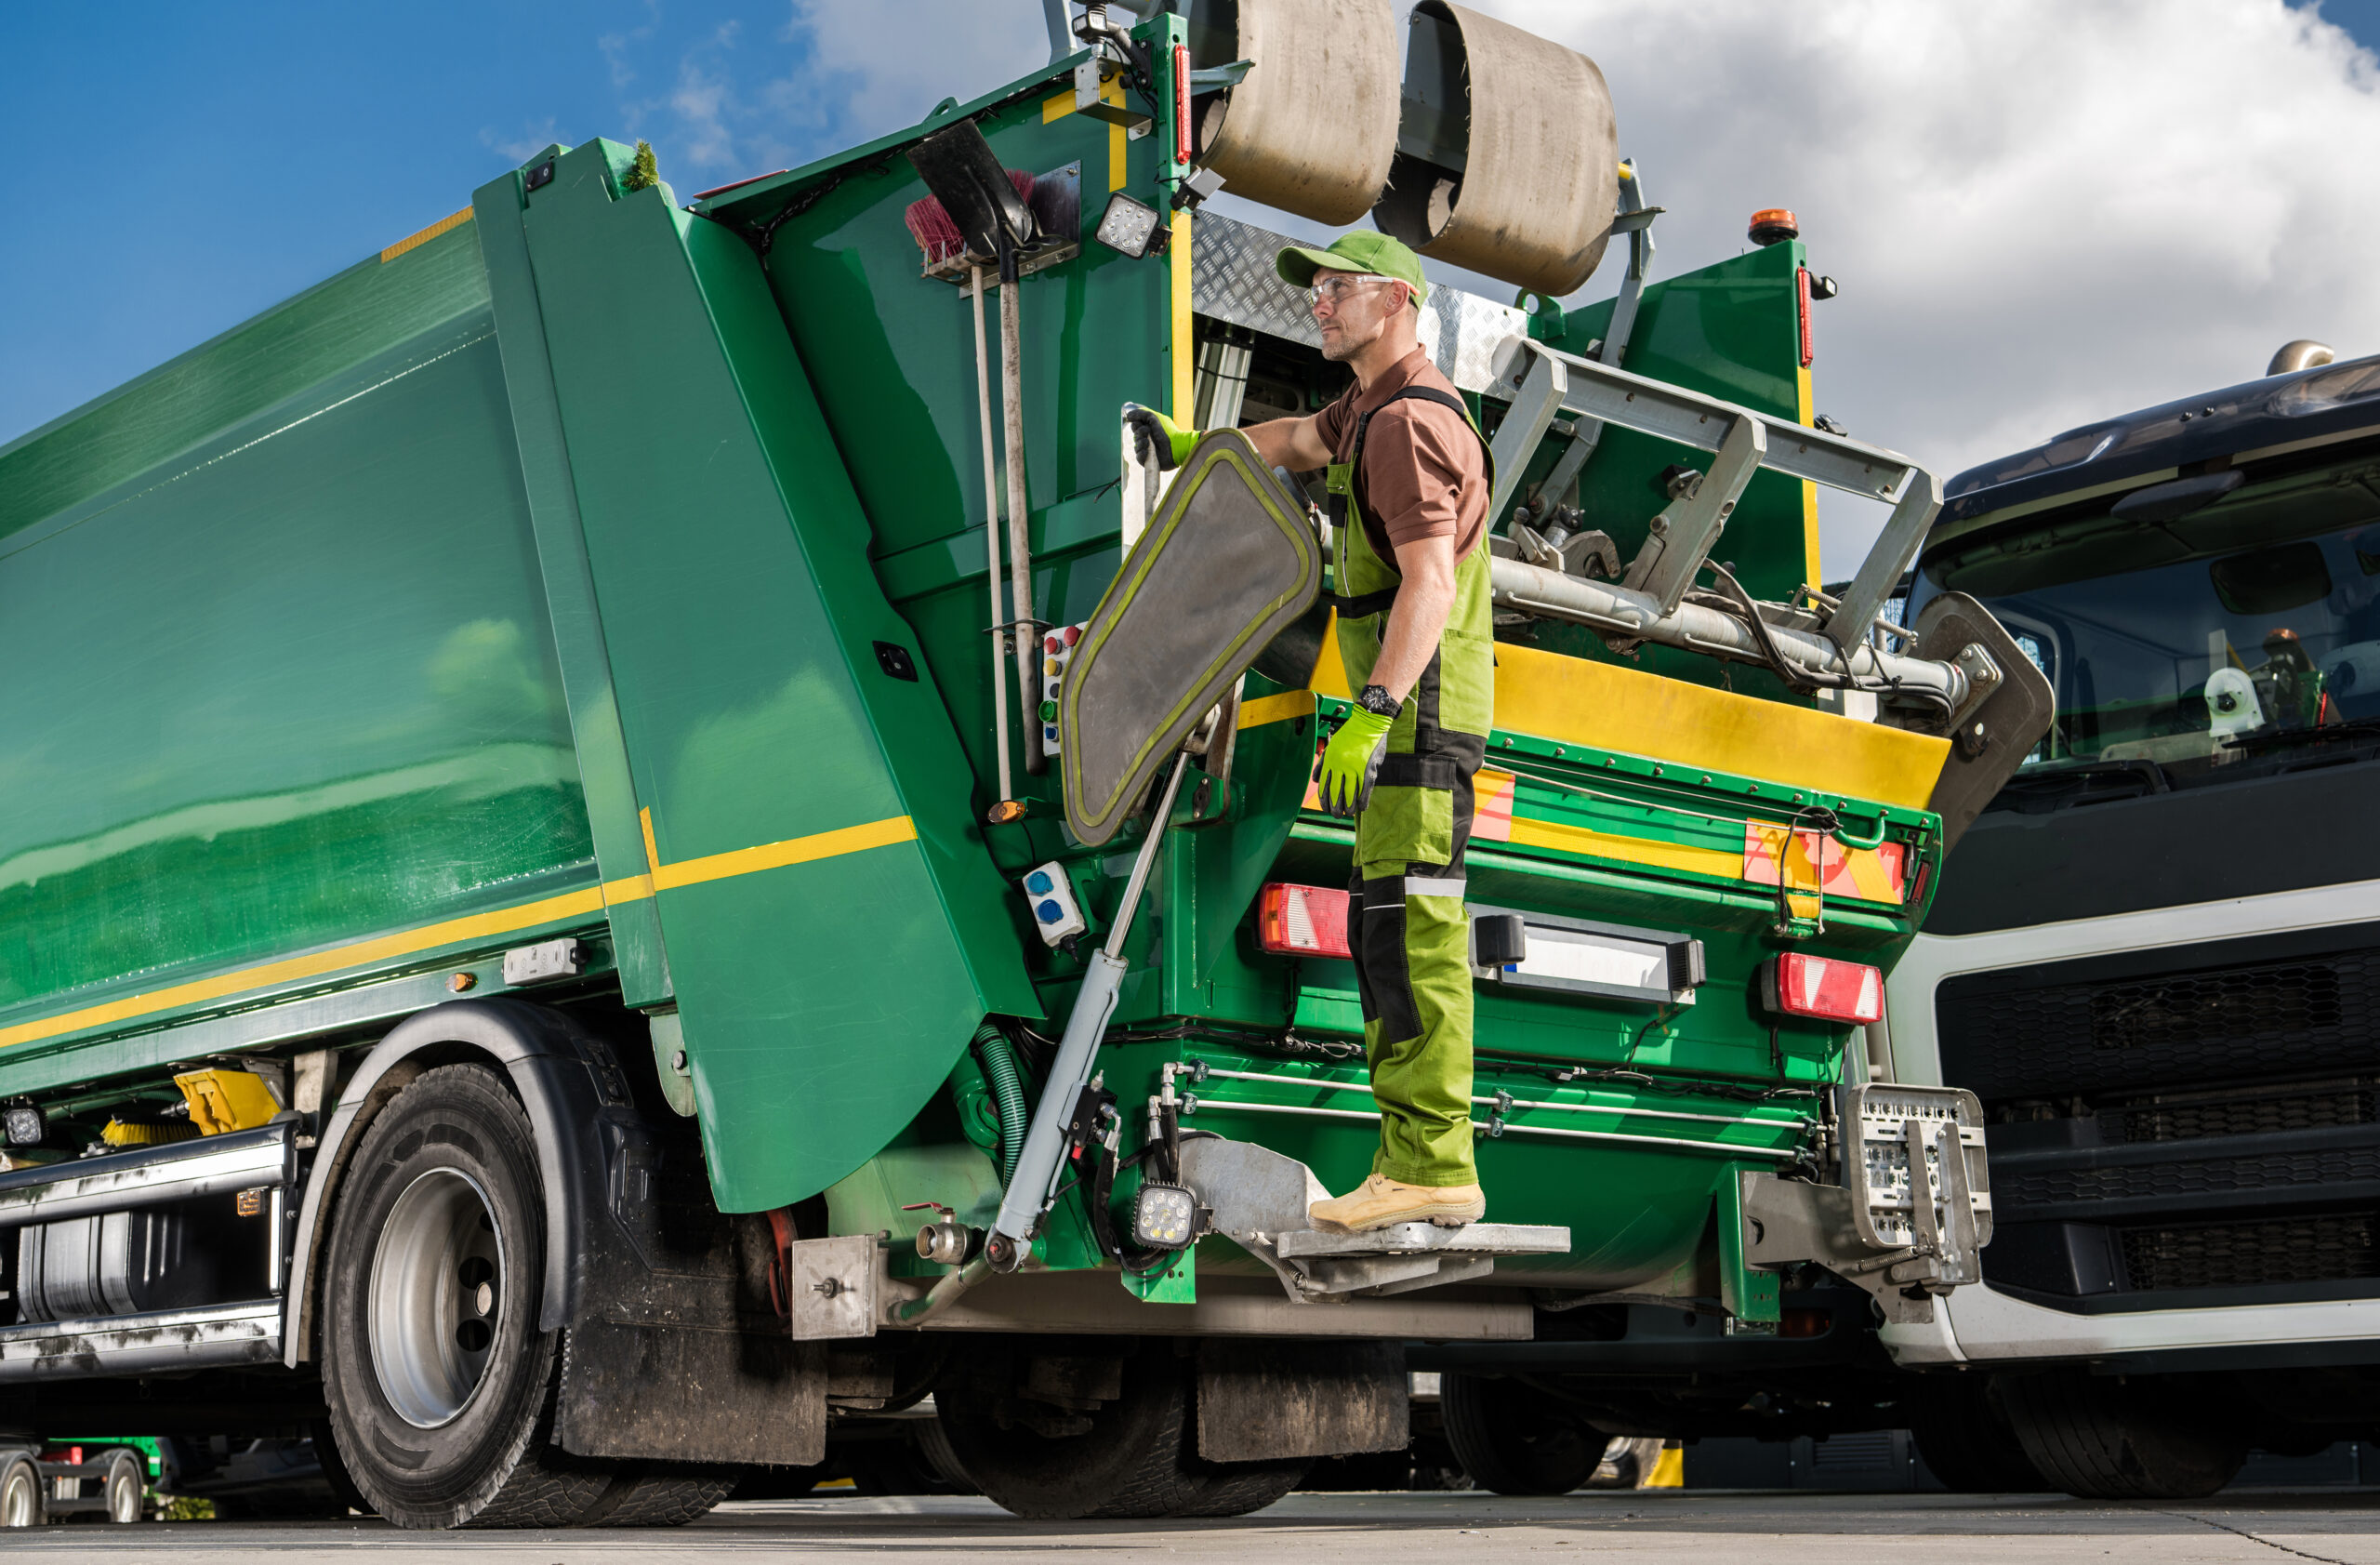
[6, 1489, 2380, 1562]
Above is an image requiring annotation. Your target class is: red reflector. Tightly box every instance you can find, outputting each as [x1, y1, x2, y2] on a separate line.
[1173, 42, 1194, 166]
[1257, 882, 1352, 960]
[1762, 952, 1884, 1025]
[1796, 266, 1815, 368]
[1779, 1308, 1831, 1339]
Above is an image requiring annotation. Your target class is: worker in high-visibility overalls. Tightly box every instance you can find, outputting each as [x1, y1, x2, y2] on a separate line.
[1127, 232, 1492, 1233]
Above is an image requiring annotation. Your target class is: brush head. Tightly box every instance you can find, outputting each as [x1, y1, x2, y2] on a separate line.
[904, 168, 1038, 265]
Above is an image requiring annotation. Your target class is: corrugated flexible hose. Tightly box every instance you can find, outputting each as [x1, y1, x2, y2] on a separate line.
[972, 1021, 1027, 1188]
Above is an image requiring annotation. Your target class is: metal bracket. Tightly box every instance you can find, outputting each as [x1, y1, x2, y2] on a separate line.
[1840, 1081, 1992, 1281]
[1947, 642, 2005, 730]
[1485, 350, 1570, 531]
[1488, 328, 1940, 622]
[1072, 46, 1153, 133]
[787, 1235, 882, 1341]
[1620, 413, 1766, 616]
[1737, 1081, 1991, 1327]
[1828, 465, 1944, 659]
[1739, 1174, 1934, 1327]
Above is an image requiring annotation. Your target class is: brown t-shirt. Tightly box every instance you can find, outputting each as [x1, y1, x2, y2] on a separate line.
[1310, 346, 1488, 567]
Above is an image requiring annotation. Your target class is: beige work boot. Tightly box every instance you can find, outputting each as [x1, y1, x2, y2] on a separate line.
[1308, 1174, 1487, 1233]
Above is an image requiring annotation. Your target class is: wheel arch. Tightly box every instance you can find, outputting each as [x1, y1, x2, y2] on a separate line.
[282, 998, 643, 1367]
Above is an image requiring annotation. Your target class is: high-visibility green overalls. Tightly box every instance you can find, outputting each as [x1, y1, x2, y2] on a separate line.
[1326, 387, 1495, 1188]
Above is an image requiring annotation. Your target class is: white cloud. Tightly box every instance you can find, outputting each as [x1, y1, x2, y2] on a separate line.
[779, 0, 1050, 141]
[668, 24, 745, 170]
[1473, 0, 2380, 573]
[480, 118, 564, 165]
[600, 2, 2380, 577]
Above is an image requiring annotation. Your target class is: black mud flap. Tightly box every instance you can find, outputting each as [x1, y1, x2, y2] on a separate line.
[1195, 1339, 1408, 1463]
[1061, 430, 1320, 845]
[559, 1320, 826, 1466]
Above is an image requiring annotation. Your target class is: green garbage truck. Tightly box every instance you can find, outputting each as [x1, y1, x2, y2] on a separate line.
[0, 0, 2041, 1527]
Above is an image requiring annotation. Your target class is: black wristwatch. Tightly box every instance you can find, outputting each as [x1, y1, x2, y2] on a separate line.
[1355, 683, 1400, 718]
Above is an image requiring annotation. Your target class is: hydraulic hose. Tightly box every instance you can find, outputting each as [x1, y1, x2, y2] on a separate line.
[972, 1021, 1028, 1187]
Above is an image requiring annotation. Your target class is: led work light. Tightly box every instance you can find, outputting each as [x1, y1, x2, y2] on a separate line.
[1094, 192, 1165, 259]
[1130, 1182, 1200, 1251]
[2, 1098, 45, 1147]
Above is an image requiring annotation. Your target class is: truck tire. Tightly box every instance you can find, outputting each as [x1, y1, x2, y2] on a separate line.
[912, 1417, 977, 1492]
[1998, 1369, 2244, 1499]
[0, 1455, 42, 1527]
[936, 1346, 1306, 1519]
[310, 1419, 372, 1517]
[1441, 1373, 1603, 1494]
[321, 1064, 620, 1528]
[93, 1450, 143, 1523]
[575, 1465, 743, 1527]
[1906, 1373, 2048, 1492]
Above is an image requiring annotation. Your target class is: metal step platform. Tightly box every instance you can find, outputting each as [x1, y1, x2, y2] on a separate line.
[1275, 1221, 1573, 1299]
[1180, 1138, 1568, 1302]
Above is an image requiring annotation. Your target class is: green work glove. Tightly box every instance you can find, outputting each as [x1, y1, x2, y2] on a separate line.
[1315, 706, 1395, 819]
[1123, 403, 1197, 471]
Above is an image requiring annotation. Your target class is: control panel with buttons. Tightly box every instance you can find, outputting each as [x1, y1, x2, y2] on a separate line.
[1038, 621, 1087, 754]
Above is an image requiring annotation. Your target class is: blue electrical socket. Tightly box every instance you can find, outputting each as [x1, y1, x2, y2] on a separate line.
[1020, 860, 1088, 945]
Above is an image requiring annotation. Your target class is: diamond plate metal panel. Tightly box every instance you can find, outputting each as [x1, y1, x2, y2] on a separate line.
[1190, 213, 1531, 396]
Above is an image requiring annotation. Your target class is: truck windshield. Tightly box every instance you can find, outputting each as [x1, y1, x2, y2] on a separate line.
[1909, 511, 2380, 776]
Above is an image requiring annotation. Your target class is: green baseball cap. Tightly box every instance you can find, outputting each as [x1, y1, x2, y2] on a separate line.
[1276, 231, 1428, 307]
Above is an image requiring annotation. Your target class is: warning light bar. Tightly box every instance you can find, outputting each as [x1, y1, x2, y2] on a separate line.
[1761, 952, 1884, 1026]
[1256, 883, 1353, 961]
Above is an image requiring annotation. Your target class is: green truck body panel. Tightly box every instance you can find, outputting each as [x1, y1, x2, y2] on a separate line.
[0, 245, 593, 1028]
[488, 140, 1037, 1207]
[1528, 239, 1819, 695]
[0, 28, 1944, 1313]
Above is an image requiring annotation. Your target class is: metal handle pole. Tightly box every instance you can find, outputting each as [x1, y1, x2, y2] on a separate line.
[1000, 245, 1044, 776]
[971, 266, 1012, 802]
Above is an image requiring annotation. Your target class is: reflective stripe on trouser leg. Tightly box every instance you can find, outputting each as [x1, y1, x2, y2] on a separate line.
[1349, 874, 1476, 1187]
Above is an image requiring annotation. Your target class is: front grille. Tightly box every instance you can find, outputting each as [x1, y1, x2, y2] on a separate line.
[2090, 962, 2342, 1051]
[2109, 1080, 2377, 1143]
[1994, 1140, 2380, 1214]
[2122, 1213, 2380, 1292]
[1937, 940, 2380, 1101]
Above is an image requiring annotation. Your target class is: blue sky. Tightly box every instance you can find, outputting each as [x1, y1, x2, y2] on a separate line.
[0, 2, 1050, 446]
[9, 0, 2380, 580]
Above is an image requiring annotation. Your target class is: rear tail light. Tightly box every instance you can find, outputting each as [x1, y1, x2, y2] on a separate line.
[1779, 1308, 1831, 1339]
[1256, 882, 1352, 960]
[1761, 952, 1884, 1025]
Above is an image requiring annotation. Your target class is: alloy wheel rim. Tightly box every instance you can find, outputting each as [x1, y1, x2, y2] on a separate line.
[367, 1167, 507, 1429]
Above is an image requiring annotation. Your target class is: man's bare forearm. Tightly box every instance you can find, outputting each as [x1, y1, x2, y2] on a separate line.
[1245, 416, 1329, 472]
[1369, 536, 1459, 703]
